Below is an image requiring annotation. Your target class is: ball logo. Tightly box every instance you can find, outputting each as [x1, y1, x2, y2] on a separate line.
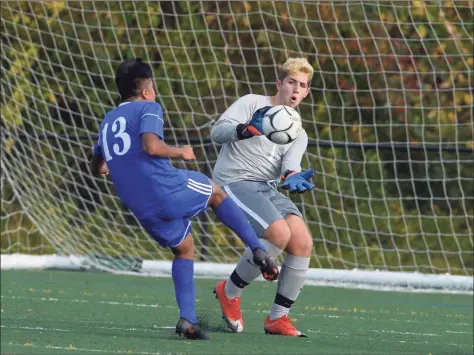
[261, 105, 303, 144]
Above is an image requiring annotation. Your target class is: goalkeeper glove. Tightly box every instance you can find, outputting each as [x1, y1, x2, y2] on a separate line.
[236, 106, 272, 140]
[280, 169, 315, 193]
[252, 248, 279, 281]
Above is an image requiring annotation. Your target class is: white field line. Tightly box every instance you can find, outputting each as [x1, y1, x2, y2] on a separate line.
[2, 317, 471, 351]
[1, 325, 71, 332]
[368, 329, 439, 337]
[370, 328, 473, 337]
[307, 329, 471, 348]
[4, 313, 469, 328]
[445, 330, 472, 334]
[3, 342, 182, 355]
[3, 324, 470, 349]
[1, 324, 174, 333]
[1, 295, 472, 328]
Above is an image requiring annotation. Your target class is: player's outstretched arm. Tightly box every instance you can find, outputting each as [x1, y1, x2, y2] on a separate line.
[211, 94, 263, 144]
[141, 133, 195, 160]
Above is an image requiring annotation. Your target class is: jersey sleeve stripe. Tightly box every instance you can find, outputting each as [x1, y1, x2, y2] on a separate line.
[141, 113, 163, 121]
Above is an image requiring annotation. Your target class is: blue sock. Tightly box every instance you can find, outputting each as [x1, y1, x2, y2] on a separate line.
[214, 196, 263, 251]
[172, 258, 198, 324]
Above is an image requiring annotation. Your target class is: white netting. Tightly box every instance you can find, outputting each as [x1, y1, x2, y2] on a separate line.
[1, 1, 473, 281]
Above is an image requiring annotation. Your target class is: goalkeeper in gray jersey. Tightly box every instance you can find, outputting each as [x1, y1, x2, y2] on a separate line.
[211, 58, 315, 337]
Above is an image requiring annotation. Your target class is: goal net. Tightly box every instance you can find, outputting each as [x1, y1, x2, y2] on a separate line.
[1, 1, 473, 290]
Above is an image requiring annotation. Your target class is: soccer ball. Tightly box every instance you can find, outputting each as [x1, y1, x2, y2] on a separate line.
[261, 105, 302, 145]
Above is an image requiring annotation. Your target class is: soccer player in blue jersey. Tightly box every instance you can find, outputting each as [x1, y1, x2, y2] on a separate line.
[90, 58, 279, 340]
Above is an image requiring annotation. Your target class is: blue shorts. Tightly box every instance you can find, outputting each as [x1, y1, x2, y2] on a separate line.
[139, 170, 213, 248]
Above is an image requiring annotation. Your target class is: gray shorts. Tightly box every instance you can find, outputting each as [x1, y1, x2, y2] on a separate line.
[223, 180, 303, 237]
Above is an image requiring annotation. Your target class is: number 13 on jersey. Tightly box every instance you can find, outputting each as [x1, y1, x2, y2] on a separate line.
[101, 116, 131, 161]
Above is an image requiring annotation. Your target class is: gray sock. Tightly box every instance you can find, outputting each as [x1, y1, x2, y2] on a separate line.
[269, 254, 310, 320]
[225, 239, 283, 299]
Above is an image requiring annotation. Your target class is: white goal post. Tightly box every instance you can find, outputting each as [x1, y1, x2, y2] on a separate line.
[1, 1, 473, 292]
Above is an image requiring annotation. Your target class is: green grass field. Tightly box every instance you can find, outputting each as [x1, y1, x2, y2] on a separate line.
[1, 269, 472, 355]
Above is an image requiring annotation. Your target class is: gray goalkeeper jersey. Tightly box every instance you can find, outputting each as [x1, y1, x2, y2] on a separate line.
[211, 94, 308, 186]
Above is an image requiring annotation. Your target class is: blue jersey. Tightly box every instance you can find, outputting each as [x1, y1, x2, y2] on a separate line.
[94, 101, 187, 220]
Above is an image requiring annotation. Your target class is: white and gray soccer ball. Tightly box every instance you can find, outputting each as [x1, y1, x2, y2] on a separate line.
[261, 105, 303, 145]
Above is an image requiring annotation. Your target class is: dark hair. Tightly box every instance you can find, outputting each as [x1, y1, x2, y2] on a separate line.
[115, 58, 153, 101]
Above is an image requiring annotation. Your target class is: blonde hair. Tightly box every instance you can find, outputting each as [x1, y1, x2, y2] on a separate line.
[279, 57, 314, 83]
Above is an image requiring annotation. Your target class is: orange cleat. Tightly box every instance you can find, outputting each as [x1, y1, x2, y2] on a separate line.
[213, 280, 244, 332]
[264, 315, 307, 337]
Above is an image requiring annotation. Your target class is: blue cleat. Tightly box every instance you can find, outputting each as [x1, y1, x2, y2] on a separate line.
[175, 318, 210, 340]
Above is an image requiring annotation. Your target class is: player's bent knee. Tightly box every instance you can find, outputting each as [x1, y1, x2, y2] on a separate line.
[301, 235, 313, 254]
[286, 231, 313, 257]
[208, 181, 227, 207]
[263, 219, 291, 250]
[283, 214, 313, 256]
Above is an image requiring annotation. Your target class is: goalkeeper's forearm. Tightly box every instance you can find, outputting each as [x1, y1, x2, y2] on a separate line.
[210, 121, 240, 144]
